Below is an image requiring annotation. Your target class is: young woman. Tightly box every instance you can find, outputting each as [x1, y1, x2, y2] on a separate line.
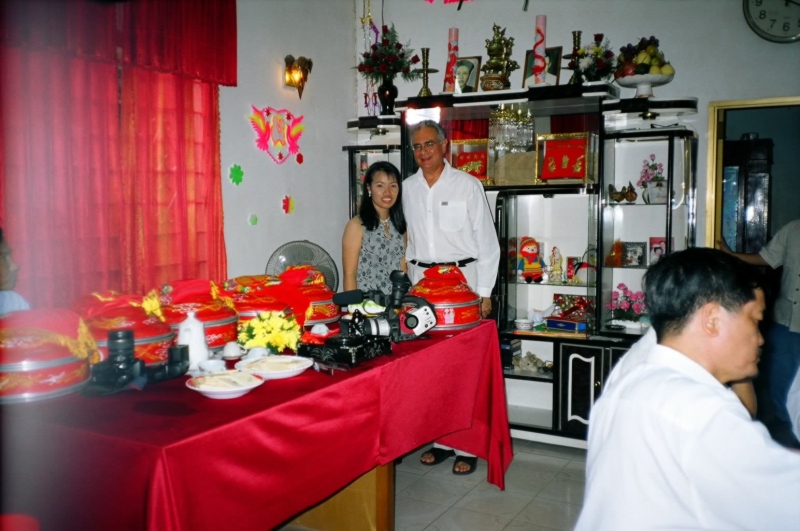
[342, 161, 406, 294]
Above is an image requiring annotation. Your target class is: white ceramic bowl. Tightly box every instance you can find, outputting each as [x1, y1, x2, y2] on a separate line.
[514, 319, 534, 330]
[235, 355, 314, 380]
[615, 73, 674, 98]
[186, 373, 264, 399]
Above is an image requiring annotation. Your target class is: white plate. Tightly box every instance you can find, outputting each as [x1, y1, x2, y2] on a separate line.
[186, 373, 264, 399]
[235, 355, 314, 380]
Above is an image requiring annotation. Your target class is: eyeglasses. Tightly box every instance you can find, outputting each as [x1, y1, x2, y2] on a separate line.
[411, 140, 442, 152]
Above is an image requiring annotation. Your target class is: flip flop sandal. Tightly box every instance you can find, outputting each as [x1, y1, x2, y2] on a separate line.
[452, 456, 478, 475]
[420, 447, 455, 466]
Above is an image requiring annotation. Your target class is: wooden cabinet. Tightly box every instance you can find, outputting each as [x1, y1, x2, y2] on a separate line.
[557, 342, 604, 437]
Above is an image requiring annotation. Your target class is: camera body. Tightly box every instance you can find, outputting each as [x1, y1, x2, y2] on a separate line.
[298, 271, 438, 368]
[336, 270, 437, 343]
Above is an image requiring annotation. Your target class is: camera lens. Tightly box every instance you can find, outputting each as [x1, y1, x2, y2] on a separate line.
[366, 318, 391, 337]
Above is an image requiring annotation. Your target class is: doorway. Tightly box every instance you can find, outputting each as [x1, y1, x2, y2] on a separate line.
[705, 96, 800, 248]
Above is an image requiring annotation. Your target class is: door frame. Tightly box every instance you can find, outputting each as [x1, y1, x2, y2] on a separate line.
[705, 96, 800, 246]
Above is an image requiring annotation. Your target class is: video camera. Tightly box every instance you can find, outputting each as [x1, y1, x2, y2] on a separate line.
[332, 270, 437, 342]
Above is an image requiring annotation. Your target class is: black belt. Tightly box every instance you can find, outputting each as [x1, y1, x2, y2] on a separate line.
[409, 258, 476, 268]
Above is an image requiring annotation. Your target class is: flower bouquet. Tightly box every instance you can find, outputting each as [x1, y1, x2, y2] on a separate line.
[606, 283, 647, 328]
[637, 153, 667, 204]
[356, 24, 421, 84]
[237, 311, 301, 353]
[568, 33, 615, 82]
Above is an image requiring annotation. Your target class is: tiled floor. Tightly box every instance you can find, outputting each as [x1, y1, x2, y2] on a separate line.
[394, 439, 586, 531]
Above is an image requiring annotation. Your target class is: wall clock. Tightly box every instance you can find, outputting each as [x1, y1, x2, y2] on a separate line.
[743, 0, 800, 43]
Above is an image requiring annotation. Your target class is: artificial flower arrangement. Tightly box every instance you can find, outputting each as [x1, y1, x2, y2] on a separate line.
[606, 283, 647, 322]
[237, 310, 301, 353]
[637, 153, 665, 189]
[356, 24, 421, 83]
[568, 33, 615, 82]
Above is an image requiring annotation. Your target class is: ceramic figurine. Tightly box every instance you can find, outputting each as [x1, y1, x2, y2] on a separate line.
[549, 247, 564, 283]
[518, 236, 546, 283]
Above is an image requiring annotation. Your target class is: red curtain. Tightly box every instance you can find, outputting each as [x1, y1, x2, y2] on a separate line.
[119, 67, 227, 293]
[0, 48, 122, 307]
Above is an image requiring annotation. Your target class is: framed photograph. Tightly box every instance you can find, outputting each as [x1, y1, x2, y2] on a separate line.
[450, 139, 489, 180]
[648, 237, 674, 265]
[523, 46, 562, 88]
[622, 242, 647, 268]
[443, 56, 481, 94]
[534, 132, 591, 185]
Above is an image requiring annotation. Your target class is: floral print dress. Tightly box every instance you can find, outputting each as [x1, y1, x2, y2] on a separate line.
[356, 221, 404, 295]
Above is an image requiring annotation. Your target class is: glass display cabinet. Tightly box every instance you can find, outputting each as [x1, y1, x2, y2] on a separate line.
[599, 127, 697, 336]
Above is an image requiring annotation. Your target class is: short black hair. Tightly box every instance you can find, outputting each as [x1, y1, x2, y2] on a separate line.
[358, 161, 406, 235]
[644, 247, 762, 340]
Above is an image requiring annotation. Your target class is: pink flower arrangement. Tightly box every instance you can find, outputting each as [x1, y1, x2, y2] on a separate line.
[637, 153, 665, 189]
[606, 283, 647, 322]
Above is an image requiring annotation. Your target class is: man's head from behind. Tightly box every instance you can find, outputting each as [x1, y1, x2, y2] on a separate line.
[644, 247, 765, 382]
[0, 228, 20, 291]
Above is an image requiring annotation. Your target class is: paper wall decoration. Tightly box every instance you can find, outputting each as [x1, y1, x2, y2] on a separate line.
[533, 15, 547, 85]
[282, 195, 295, 214]
[248, 214, 258, 226]
[229, 164, 244, 185]
[248, 106, 305, 164]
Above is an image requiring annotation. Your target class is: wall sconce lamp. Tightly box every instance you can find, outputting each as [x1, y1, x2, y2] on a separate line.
[284, 55, 312, 99]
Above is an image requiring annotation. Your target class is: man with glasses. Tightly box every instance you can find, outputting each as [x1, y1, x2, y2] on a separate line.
[403, 120, 500, 475]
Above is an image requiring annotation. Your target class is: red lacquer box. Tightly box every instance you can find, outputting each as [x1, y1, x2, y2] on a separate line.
[162, 299, 238, 349]
[231, 293, 292, 324]
[87, 308, 174, 365]
[408, 266, 482, 331]
[0, 343, 90, 404]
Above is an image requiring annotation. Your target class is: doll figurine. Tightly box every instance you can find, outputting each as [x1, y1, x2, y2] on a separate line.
[518, 237, 546, 283]
[549, 247, 564, 283]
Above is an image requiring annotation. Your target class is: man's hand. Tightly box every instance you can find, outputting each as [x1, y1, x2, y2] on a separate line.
[480, 297, 492, 319]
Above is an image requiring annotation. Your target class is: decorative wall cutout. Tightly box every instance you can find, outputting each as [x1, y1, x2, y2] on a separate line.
[248, 105, 305, 164]
[229, 164, 244, 185]
[282, 195, 295, 214]
[248, 214, 258, 226]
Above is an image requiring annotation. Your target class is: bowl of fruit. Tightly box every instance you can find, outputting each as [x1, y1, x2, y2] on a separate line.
[614, 36, 675, 98]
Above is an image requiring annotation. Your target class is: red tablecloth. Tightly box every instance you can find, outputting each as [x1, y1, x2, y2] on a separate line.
[0, 320, 512, 530]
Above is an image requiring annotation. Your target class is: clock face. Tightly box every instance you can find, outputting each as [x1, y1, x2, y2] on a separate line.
[743, 0, 800, 43]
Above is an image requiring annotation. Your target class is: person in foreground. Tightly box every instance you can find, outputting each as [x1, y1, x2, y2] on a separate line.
[342, 161, 406, 294]
[404, 120, 500, 475]
[0, 227, 30, 316]
[575, 248, 800, 531]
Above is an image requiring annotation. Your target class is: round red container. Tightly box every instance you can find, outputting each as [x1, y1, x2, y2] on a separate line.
[231, 293, 292, 324]
[162, 300, 238, 349]
[298, 286, 340, 326]
[87, 309, 174, 365]
[0, 343, 90, 404]
[408, 270, 482, 331]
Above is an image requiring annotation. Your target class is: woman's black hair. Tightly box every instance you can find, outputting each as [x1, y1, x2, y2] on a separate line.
[358, 161, 406, 234]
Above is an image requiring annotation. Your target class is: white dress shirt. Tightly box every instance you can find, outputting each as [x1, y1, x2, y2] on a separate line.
[576, 344, 800, 531]
[759, 219, 800, 332]
[0, 290, 30, 316]
[403, 161, 500, 297]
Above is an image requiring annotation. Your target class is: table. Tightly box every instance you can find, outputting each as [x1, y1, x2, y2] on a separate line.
[0, 320, 512, 530]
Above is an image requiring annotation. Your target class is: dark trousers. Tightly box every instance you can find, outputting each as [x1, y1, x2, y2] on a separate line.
[756, 322, 800, 448]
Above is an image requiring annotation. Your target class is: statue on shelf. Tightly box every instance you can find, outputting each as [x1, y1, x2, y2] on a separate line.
[549, 246, 564, 283]
[480, 24, 519, 91]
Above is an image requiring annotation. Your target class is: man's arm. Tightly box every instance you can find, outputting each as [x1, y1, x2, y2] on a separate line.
[716, 239, 770, 267]
[469, 181, 500, 317]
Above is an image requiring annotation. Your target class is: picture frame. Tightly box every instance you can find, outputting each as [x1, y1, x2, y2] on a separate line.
[534, 132, 592, 185]
[443, 56, 481, 94]
[648, 237, 673, 265]
[622, 242, 647, 268]
[450, 139, 489, 180]
[523, 46, 562, 88]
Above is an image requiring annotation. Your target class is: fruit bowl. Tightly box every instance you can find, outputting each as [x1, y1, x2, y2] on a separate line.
[615, 74, 674, 98]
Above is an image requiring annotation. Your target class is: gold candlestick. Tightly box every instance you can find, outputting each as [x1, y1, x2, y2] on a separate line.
[416, 48, 438, 98]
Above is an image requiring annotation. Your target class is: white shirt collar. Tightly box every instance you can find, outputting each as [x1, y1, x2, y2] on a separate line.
[647, 344, 725, 389]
